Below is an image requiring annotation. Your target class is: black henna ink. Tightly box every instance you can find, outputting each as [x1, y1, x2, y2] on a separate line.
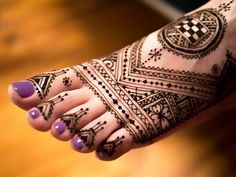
[157, 8, 226, 59]
[63, 77, 72, 87]
[28, 69, 67, 99]
[37, 93, 68, 120]
[144, 48, 162, 64]
[77, 121, 107, 148]
[72, 4, 236, 144]
[60, 108, 89, 133]
[211, 64, 221, 75]
[100, 136, 125, 157]
[218, 0, 235, 12]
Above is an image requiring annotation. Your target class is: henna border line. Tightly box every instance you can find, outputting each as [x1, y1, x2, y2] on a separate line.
[134, 37, 219, 85]
[71, 66, 149, 143]
[122, 39, 216, 100]
[89, 60, 157, 139]
[71, 65, 210, 144]
[71, 66, 124, 126]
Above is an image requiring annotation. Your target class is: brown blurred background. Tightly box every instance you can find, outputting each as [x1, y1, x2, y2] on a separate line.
[0, 0, 236, 177]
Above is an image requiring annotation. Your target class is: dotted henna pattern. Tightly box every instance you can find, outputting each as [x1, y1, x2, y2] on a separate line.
[72, 3, 236, 145]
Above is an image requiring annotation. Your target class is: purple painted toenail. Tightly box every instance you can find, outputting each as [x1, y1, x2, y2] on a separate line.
[28, 109, 40, 119]
[72, 137, 83, 150]
[12, 81, 34, 98]
[97, 149, 105, 158]
[54, 122, 65, 134]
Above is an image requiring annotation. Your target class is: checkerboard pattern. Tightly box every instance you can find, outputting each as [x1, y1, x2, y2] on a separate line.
[175, 17, 209, 44]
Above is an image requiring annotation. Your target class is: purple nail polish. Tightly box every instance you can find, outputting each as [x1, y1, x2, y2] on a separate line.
[28, 109, 40, 119]
[54, 122, 65, 134]
[97, 149, 105, 158]
[12, 81, 34, 98]
[72, 137, 83, 150]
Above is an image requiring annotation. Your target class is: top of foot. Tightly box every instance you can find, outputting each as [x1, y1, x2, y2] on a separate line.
[8, 0, 236, 160]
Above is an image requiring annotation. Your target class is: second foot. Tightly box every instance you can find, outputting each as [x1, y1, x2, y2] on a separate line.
[8, 0, 236, 161]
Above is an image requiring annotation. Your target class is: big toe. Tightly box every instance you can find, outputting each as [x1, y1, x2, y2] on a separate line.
[8, 67, 83, 110]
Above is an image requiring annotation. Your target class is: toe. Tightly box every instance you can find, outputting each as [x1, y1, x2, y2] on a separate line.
[27, 87, 93, 131]
[96, 127, 133, 161]
[71, 112, 121, 153]
[51, 97, 106, 141]
[8, 67, 83, 110]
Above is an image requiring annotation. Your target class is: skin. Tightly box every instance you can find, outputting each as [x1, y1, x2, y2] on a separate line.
[8, 0, 236, 161]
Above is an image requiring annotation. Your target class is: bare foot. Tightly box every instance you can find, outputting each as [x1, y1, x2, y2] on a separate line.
[8, 0, 236, 160]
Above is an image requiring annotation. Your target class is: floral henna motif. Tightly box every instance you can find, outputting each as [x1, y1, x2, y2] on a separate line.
[144, 48, 162, 63]
[72, 4, 236, 144]
[28, 69, 68, 99]
[149, 101, 174, 130]
[60, 108, 89, 133]
[63, 77, 72, 87]
[37, 93, 68, 120]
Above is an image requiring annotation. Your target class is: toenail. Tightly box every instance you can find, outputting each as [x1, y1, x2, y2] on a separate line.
[28, 109, 40, 119]
[72, 136, 83, 150]
[54, 122, 65, 134]
[12, 81, 34, 98]
[96, 149, 106, 158]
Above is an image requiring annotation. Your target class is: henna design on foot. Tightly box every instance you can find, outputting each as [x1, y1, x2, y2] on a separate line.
[211, 64, 221, 75]
[36, 93, 68, 120]
[157, 8, 227, 59]
[147, 48, 162, 62]
[63, 77, 72, 87]
[72, 3, 236, 144]
[77, 121, 107, 149]
[73, 47, 236, 143]
[218, 0, 235, 12]
[28, 69, 67, 99]
[60, 108, 89, 133]
[99, 136, 125, 157]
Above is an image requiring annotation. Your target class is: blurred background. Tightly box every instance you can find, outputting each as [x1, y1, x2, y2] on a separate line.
[0, 0, 236, 177]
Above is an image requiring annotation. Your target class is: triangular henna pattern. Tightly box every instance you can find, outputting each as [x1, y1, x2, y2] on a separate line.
[60, 108, 89, 133]
[72, 4, 236, 144]
[36, 93, 68, 120]
[28, 69, 68, 99]
[100, 136, 125, 157]
[77, 121, 107, 148]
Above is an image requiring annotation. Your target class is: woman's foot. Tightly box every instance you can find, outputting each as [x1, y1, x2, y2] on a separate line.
[8, 0, 236, 160]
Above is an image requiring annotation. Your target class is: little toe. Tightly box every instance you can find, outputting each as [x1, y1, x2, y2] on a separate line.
[96, 127, 133, 161]
[27, 87, 93, 131]
[51, 97, 107, 141]
[71, 112, 121, 153]
[8, 67, 83, 110]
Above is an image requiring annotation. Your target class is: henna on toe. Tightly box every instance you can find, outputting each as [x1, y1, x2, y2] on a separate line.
[8, 68, 83, 110]
[60, 108, 89, 134]
[8, 0, 236, 160]
[76, 121, 107, 149]
[71, 0, 236, 155]
[97, 135, 125, 158]
[51, 98, 107, 141]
